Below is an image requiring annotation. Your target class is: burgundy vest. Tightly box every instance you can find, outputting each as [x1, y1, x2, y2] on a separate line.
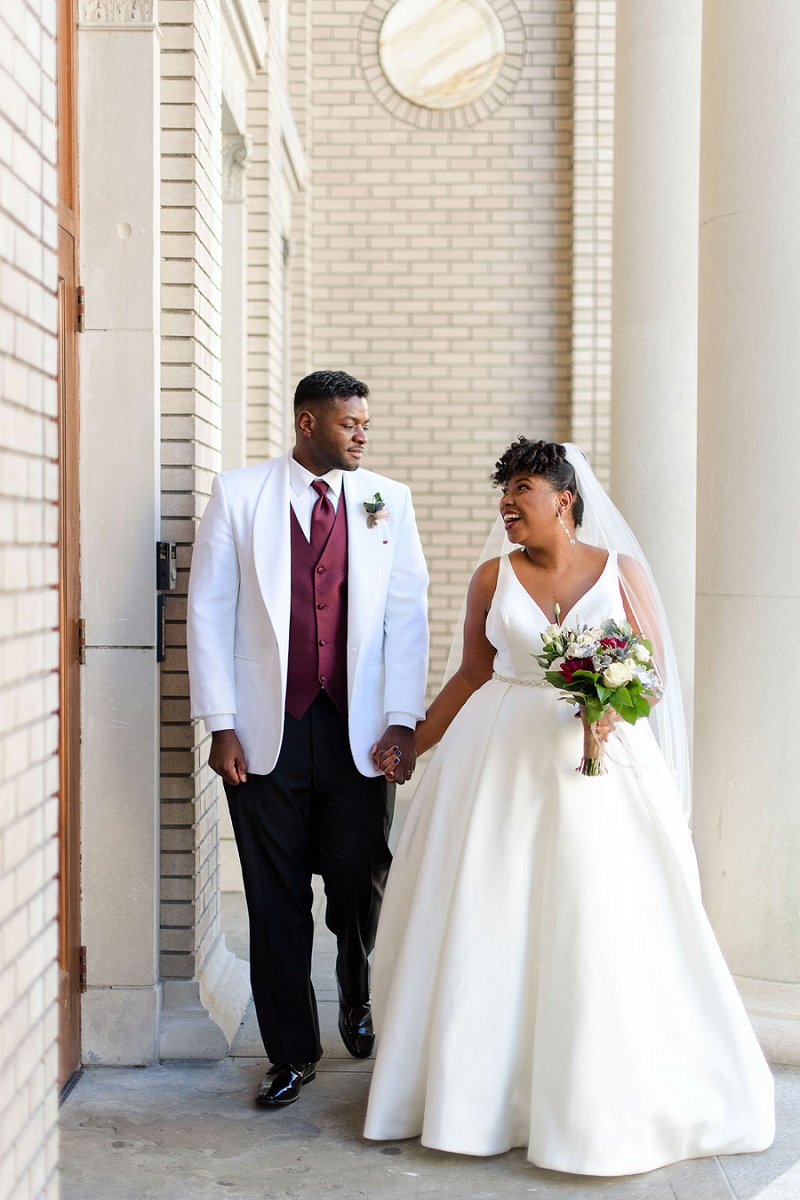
[285, 492, 349, 719]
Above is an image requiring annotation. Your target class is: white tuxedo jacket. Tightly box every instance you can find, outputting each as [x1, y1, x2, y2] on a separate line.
[187, 454, 429, 776]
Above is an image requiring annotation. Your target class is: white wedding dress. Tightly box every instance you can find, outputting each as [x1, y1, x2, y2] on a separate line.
[364, 551, 774, 1176]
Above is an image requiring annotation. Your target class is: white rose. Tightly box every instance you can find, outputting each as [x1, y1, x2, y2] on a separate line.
[632, 643, 651, 664]
[603, 661, 633, 688]
[565, 642, 587, 659]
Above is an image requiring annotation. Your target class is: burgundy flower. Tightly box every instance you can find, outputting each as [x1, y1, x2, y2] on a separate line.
[560, 656, 595, 684]
[599, 637, 626, 651]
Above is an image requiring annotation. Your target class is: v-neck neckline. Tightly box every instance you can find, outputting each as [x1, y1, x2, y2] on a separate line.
[506, 549, 614, 627]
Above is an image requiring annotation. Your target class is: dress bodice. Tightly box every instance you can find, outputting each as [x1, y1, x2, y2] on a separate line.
[486, 550, 625, 681]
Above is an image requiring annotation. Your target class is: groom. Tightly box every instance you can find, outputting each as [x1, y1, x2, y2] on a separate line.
[187, 370, 429, 1108]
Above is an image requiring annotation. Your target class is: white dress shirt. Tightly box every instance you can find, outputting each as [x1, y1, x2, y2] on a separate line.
[288, 453, 415, 732]
[288, 454, 343, 539]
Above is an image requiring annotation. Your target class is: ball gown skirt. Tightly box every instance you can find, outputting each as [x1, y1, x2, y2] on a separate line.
[363, 552, 775, 1176]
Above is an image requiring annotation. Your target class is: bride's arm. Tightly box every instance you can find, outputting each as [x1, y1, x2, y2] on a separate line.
[414, 558, 499, 756]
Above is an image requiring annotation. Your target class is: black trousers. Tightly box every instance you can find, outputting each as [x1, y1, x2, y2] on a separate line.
[225, 692, 393, 1064]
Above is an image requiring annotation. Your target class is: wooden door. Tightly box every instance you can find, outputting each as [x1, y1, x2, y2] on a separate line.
[56, 0, 82, 1094]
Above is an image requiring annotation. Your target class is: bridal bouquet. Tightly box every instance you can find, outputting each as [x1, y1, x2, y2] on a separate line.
[535, 617, 662, 776]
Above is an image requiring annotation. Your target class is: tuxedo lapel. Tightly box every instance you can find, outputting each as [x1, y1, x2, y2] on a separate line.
[252, 454, 292, 677]
[344, 470, 388, 644]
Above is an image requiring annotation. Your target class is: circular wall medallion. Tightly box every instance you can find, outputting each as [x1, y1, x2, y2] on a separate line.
[378, 0, 505, 111]
[359, 0, 526, 130]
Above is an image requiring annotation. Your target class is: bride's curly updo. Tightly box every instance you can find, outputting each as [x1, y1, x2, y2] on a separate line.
[491, 437, 584, 527]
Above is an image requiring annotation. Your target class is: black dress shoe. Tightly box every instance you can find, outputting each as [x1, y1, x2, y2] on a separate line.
[338, 1003, 375, 1059]
[255, 1062, 317, 1108]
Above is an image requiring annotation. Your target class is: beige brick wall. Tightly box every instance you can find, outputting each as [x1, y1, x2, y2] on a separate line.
[157, 0, 615, 937]
[246, 0, 297, 462]
[288, 0, 313, 387]
[309, 0, 574, 688]
[0, 0, 60, 1194]
[571, 0, 615, 485]
[159, 0, 225, 981]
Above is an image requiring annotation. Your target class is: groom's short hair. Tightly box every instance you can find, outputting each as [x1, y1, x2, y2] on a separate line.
[294, 370, 369, 411]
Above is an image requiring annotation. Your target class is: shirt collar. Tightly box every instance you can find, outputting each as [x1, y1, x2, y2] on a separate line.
[289, 452, 344, 500]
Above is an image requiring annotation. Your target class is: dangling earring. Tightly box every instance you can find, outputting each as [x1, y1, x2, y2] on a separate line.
[557, 509, 576, 545]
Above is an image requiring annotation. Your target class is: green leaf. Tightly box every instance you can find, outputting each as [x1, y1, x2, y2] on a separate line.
[611, 690, 636, 721]
[571, 669, 601, 684]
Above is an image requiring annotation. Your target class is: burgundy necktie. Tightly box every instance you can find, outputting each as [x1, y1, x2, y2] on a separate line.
[310, 479, 335, 553]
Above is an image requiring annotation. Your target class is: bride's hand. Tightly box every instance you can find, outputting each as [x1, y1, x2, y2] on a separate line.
[578, 707, 618, 743]
[370, 726, 418, 782]
[374, 746, 401, 779]
[595, 709, 618, 742]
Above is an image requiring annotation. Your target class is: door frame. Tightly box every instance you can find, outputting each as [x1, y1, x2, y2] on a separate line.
[56, 0, 82, 1096]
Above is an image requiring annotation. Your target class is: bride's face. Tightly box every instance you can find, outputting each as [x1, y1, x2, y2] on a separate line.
[499, 472, 565, 545]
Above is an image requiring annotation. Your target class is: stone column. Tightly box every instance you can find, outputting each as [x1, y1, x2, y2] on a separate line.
[610, 0, 701, 723]
[694, 0, 800, 1064]
[78, 0, 161, 1063]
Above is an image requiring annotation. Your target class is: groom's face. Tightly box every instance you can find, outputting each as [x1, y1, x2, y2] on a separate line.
[302, 395, 370, 473]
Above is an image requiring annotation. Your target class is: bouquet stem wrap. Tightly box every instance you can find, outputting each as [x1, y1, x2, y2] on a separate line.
[579, 718, 607, 777]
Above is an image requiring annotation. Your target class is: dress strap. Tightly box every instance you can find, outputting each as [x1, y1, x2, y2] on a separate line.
[491, 549, 513, 595]
[498, 549, 518, 581]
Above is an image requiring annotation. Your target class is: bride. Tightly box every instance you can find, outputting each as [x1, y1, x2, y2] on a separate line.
[363, 439, 774, 1176]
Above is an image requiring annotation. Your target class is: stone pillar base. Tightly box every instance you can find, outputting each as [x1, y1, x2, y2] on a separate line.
[159, 936, 251, 1060]
[737, 977, 800, 1067]
[82, 984, 162, 1066]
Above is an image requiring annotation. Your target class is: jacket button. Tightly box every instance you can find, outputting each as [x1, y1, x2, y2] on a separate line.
[317, 602, 326, 610]
[316, 565, 325, 574]
[318, 639, 326, 647]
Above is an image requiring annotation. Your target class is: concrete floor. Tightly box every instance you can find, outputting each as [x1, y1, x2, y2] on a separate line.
[60, 893, 800, 1200]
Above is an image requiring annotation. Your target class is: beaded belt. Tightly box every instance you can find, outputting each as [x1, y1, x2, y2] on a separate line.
[492, 672, 549, 689]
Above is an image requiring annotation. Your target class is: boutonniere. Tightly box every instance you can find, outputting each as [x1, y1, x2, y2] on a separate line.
[363, 493, 390, 542]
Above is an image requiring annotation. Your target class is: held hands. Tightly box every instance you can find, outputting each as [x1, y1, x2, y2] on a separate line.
[370, 725, 417, 784]
[209, 728, 248, 785]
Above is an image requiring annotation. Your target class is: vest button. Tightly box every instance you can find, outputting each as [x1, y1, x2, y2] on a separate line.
[316, 602, 326, 610]
[316, 565, 325, 574]
[318, 639, 326, 647]
[319, 674, 327, 683]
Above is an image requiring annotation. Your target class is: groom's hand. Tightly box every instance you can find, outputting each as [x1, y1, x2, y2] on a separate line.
[371, 725, 417, 784]
[209, 728, 248, 785]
